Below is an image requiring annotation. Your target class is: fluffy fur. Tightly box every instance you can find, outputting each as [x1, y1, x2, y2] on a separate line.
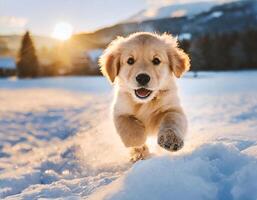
[99, 32, 190, 162]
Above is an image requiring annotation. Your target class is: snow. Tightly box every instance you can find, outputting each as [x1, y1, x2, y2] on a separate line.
[202, 11, 224, 23]
[128, 1, 218, 22]
[0, 57, 16, 69]
[178, 33, 192, 41]
[90, 144, 257, 200]
[87, 49, 103, 62]
[211, 11, 223, 18]
[1, 71, 257, 199]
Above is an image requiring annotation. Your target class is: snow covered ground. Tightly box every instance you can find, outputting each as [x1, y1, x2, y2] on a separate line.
[0, 71, 257, 200]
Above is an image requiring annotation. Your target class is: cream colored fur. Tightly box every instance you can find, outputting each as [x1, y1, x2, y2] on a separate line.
[99, 32, 190, 162]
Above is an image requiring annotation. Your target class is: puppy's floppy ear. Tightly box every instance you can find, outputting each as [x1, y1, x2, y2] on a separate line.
[99, 36, 124, 83]
[99, 52, 120, 83]
[161, 33, 190, 78]
[171, 48, 190, 78]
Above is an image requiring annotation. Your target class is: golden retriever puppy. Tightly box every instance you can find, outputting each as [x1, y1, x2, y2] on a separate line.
[99, 32, 190, 162]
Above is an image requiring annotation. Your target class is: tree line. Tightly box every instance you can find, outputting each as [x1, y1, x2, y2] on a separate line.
[180, 29, 257, 71]
[16, 31, 100, 78]
[16, 29, 257, 78]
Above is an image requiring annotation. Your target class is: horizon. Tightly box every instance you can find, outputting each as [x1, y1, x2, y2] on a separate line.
[0, 0, 230, 38]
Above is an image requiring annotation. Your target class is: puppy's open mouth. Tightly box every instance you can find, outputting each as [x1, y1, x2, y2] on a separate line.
[135, 88, 152, 99]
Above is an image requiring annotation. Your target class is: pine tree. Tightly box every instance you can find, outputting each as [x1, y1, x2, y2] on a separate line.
[17, 31, 39, 78]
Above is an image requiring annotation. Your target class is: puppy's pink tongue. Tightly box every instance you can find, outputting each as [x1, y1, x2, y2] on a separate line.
[136, 88, 150, 97]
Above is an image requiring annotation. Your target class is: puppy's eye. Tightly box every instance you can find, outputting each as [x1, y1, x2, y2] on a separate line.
[127, 57, 135, 65]
[152, 57, 161, 65]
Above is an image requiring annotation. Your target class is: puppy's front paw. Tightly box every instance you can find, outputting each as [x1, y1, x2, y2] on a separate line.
[158, 130, 184, 152]
[130, 145, 149, 163]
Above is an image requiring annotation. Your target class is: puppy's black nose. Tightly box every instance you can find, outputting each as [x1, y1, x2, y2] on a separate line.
[136, 73, 150, 86]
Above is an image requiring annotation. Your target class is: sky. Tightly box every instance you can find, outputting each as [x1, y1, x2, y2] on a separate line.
[0, 0, 225, 37]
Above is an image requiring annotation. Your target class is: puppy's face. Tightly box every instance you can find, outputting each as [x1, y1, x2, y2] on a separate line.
[118, 38, 171, 102]
[100, 32, 190, 103]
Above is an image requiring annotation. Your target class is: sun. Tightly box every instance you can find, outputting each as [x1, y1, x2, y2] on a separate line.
[52, 22, 73, 41]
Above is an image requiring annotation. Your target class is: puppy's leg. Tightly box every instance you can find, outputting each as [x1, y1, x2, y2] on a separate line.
[114, 115, 146, 147]
[157, 110, 187, 152]
[129, 144, 149, 163]
[114, 115, 149, 162]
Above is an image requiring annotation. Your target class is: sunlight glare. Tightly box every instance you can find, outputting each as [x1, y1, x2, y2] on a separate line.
[52, 22, 73, 41]
[146, 136, 158, 152]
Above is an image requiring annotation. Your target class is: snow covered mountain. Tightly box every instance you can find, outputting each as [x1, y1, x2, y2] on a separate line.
[73, 0, 257, 49]
[128, 1, 218, 22]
